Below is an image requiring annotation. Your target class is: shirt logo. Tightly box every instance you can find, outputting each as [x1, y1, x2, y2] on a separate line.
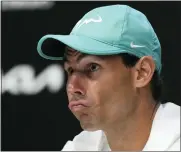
[130, 42, 145, 48]
[74, 15, 102, 30]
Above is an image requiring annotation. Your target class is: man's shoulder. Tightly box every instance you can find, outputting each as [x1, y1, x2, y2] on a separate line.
[162, 102, 180, 109]
[161, 102, 180, 119]
[61, 130, 104, 151]
[157, 102, 180, 133]
[143, 102, 180, 151]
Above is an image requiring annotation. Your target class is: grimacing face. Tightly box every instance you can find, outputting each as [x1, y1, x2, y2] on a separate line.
[64, 47, 139, 131]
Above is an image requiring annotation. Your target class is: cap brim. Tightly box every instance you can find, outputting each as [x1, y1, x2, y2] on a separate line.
[37, 34, 126, 60]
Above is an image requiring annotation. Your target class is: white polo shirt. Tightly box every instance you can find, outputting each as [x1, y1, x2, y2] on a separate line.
[62, 102, 180, 151]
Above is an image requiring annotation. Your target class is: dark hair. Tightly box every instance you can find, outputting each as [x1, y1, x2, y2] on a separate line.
[119, 53, 162, 102]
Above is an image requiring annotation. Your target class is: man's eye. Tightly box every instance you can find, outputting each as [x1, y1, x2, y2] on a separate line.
[88, 63, 100, 72]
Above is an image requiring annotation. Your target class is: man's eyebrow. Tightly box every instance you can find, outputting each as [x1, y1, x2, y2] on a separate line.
[64, 54, 105, 65]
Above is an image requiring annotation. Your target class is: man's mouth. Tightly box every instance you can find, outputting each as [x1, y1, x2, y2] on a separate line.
[68, 101, 88, 112]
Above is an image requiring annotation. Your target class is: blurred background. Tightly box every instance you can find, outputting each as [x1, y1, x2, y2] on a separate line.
[1, 1, 181, 151]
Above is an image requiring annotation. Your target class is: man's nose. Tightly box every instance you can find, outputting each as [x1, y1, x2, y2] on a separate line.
[67, 73, 85, 96]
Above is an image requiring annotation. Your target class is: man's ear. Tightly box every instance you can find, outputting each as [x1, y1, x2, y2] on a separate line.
[133, 56, 155, 88]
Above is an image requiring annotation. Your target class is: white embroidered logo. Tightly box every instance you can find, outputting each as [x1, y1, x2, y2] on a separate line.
[130, 42, 145, 48]
[75, 15, 102, 30]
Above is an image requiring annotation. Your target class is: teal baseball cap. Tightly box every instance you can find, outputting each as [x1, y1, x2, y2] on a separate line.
[37, 4, 161, 74]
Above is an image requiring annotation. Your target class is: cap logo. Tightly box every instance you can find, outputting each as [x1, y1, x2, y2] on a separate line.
[130, 42, 145, 48]
[74, 15, 102, 30]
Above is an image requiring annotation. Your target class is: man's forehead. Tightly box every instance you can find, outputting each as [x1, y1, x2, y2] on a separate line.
[64, 46, 80, 56]
[64, 46, 108, 63]
[64, 46, 86, 63]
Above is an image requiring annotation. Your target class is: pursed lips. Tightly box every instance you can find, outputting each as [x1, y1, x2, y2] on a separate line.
[68, 100, 88, 112]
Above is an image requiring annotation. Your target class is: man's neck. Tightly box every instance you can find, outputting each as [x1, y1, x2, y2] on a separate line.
[103, 99, 160, 151]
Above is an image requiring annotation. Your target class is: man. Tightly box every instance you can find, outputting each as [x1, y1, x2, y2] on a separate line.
[37, 5, 180, 151]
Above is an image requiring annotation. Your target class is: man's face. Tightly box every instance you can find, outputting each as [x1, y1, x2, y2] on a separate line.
[64, 47, 138, 131]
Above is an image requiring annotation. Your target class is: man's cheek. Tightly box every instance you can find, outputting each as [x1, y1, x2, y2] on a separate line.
[88, 84, 99, 101]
